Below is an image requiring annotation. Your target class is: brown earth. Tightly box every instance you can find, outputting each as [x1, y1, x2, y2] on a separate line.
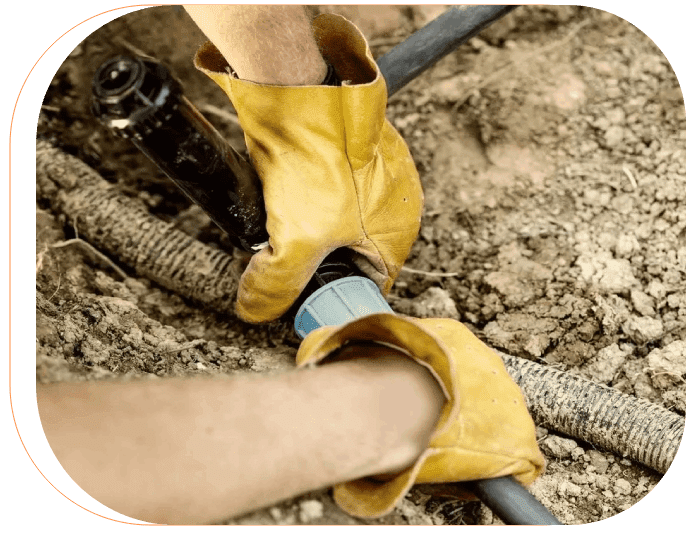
[35, 5, 685, 526]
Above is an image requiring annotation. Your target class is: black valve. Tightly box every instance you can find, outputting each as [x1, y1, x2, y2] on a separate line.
[92, 55, 269, 252]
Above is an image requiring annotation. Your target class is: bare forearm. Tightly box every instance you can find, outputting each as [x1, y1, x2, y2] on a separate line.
[37, 354, 443, 524]
[183, 5, 327, 85]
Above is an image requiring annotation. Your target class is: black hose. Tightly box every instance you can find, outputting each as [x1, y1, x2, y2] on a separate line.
[377, 5, 519, 96]
[470, 477, 562, 525]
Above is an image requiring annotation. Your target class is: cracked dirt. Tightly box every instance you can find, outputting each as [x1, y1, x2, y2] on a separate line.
[35, 5, 685, 526]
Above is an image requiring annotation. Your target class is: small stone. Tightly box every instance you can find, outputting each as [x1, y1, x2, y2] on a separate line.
[634, 374, 656, 399]
[603, 490, 614, 499]
[123, 326, 143, 345]
[631, 290, 656, 316]
[414, 287, 461, 320]
[558, 482, 582, 497]
[583, 343, 628, 384]
[614, 234, 640, 258]
[606, 108, 626, 125]
[571, 473, 588, 485]
[269, 507, 283, 522]
[611, 194, 634, 215]
[594, 61, 612, 74]
[396, 498, 435, 525]
[594, 475, 609, 489]
[614, 478, 632, 495]
[661, 389, 686, 413]
[622, 316, 664, 344]
[599, 259, 638, 294]
[542, 435, 578, 458]
[597, 232, 617, 251]
[603, 125, 625, 148]
[577, 253, 639, 294]
[646, 279, 669, 300]
[588, 450, 610, 474]
[647, 340, 685, 388]
[571, 447, 585, 460]
[606, 86, 622, 99]
[666, 292, 684, 308]
[298, 500, 324, 523]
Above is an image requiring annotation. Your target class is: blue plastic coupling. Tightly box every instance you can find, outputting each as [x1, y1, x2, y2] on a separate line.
[294, 276, 394, 339]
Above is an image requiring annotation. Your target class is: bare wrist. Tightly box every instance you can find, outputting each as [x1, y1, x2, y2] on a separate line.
[185, 5, 327, 85]
[327, 346, 446, 477]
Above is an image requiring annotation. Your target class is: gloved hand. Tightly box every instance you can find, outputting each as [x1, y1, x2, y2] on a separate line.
[296, 313, 546, 518]
[194, 14, 423, 323]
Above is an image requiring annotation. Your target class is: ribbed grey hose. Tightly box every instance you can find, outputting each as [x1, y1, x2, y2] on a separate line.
[500, 352, 684, 474]
[36, 140, 240, 315]
[35, 141, 684, 474]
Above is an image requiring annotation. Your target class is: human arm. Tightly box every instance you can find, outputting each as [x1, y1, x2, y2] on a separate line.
[183, 5, 327, 85]
[37, 352, 444, 524]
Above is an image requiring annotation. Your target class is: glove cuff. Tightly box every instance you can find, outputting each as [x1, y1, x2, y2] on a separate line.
[193, 13, 381, 93]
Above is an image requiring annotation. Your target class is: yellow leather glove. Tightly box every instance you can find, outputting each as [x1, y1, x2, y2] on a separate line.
[296, 313, 546, 518]
[194, 14, 423, 323]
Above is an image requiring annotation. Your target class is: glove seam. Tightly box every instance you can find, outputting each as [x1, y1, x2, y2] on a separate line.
[336, 86, 390, 284]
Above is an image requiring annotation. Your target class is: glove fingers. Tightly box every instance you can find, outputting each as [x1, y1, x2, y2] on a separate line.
[235, 243, 326, 323]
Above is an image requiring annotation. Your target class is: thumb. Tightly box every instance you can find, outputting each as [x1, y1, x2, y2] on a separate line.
[235, 243, 325, 323]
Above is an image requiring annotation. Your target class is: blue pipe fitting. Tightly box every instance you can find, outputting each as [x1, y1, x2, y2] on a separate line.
[294, 276, 393, 338]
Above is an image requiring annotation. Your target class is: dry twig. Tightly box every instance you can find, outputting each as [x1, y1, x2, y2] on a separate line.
[48, 238, 128, 280]
[199, 103, 241, 126]
[114, 36, 152, 59]
[622, 165, 638, 189]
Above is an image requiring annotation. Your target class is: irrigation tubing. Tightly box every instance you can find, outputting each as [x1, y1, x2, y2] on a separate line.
[500, 352, 684, 475]
[377, 5, 519, 96]
[470, 476, 562, 525]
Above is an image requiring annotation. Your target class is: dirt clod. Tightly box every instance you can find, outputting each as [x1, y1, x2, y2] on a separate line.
[298, 500, 325, 523]
[542, 435, 579, 458]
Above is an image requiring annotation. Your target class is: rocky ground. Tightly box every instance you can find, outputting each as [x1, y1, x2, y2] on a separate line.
[35, 5, 685, 526]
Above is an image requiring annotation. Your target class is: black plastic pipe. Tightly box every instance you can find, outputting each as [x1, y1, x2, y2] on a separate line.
[470, 477, 562, 525]
[377, 5, 518, 96]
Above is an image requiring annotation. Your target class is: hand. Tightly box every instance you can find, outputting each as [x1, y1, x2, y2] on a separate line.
[194, 14, 423, 323]
[295, 313, 546, 518]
